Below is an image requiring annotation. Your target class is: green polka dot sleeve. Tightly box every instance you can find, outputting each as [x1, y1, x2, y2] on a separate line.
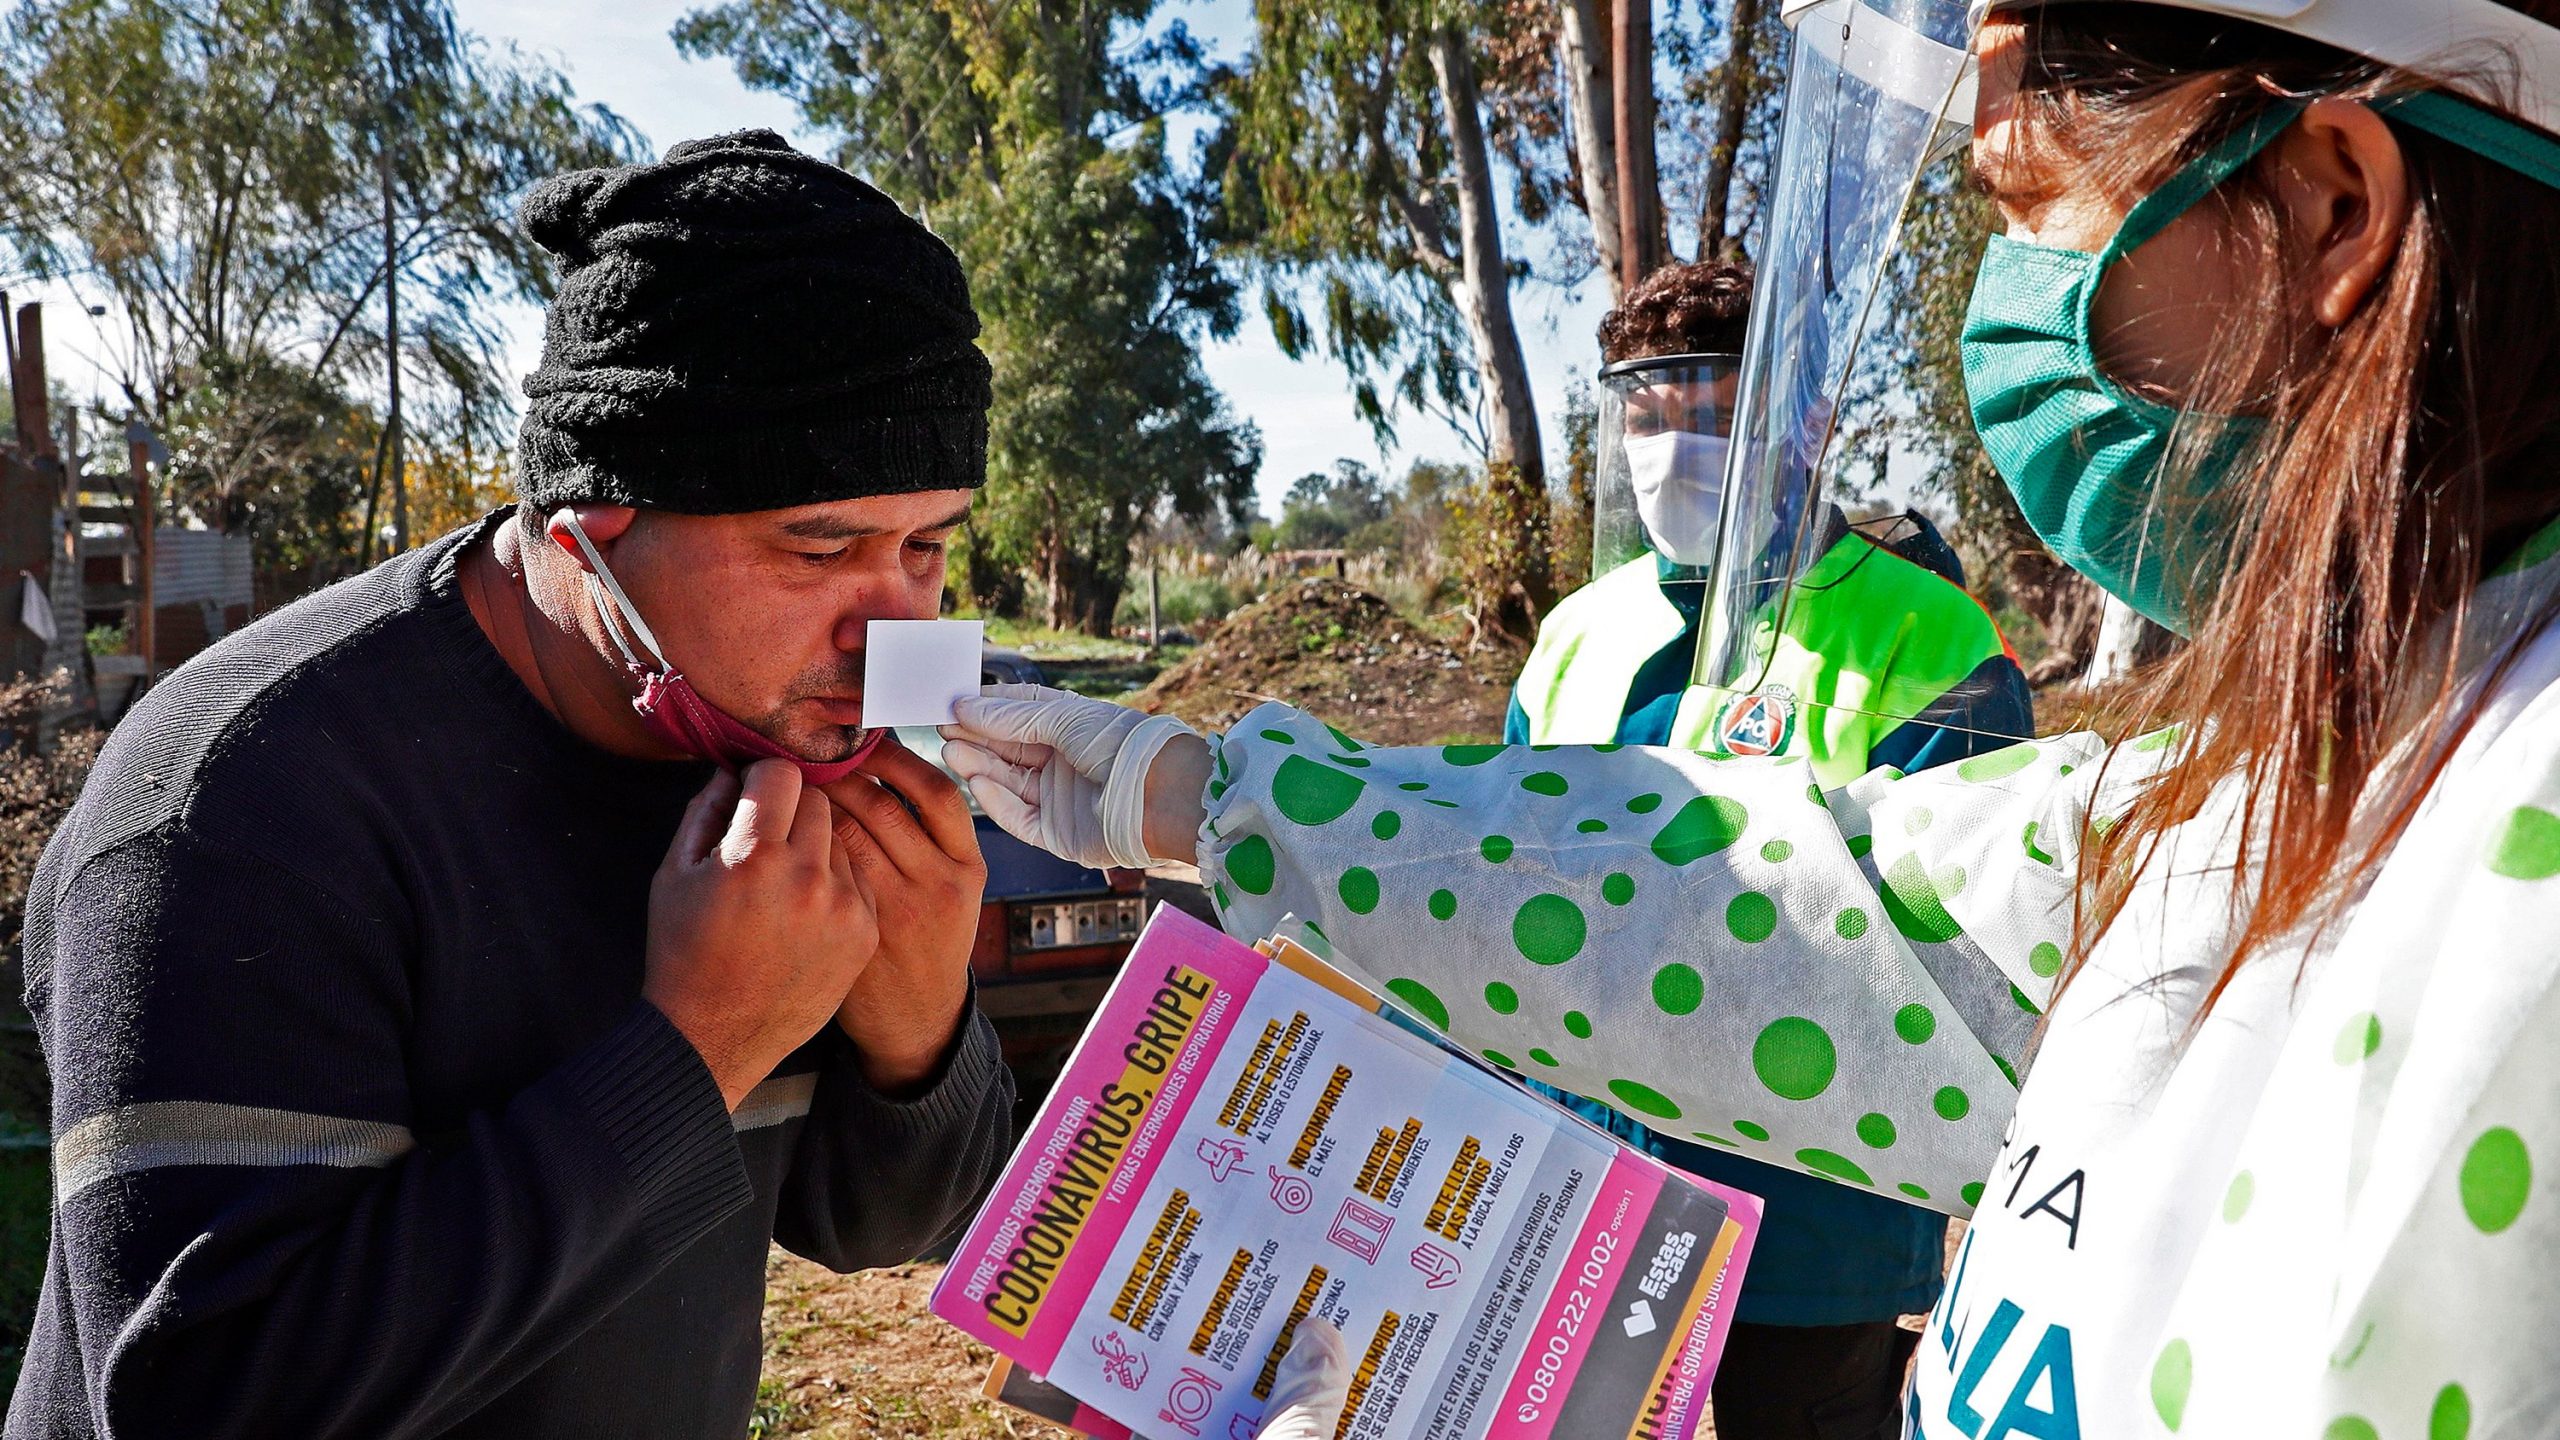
[1195, 704, 2122, 1216]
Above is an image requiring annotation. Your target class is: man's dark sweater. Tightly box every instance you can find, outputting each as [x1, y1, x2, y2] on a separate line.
[6, 513, 1015, 1439]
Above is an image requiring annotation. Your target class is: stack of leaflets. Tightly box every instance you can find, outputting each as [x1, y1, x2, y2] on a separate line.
[931, 907, 1761, 1440]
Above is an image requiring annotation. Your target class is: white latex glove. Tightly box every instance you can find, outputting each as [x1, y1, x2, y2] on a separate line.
[939, 684, 1204, 870]
[1257, 1318, 1349, 1440]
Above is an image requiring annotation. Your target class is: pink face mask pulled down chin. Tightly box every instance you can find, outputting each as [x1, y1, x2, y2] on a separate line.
[559, 512, 882, 786]
[635, 669, 882, 785]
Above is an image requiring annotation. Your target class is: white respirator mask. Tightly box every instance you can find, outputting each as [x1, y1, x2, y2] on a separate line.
[1624, 431, 1732, 568]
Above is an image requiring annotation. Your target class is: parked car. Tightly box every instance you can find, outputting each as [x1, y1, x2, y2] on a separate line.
[898, 646, 1211, 1104]
[977, 646, 1045, 687]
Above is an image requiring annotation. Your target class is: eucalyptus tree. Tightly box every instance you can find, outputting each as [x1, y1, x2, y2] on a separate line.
[0, 0, 637, 563]
[1221, 0, 1557, 630]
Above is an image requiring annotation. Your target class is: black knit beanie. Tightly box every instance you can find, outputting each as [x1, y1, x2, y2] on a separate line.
[514, 130, 991, 514]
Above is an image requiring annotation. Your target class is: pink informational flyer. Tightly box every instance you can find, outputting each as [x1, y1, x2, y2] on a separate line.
[932, 907, 1760, 1440]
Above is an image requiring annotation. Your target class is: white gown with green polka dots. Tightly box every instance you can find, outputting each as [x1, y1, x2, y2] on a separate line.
[1192, 556, 2560, 1438]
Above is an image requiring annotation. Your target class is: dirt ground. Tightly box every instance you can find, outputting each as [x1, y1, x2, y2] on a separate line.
[1130, 580, 1522, 747]
[756, 1252, 1075, 1439]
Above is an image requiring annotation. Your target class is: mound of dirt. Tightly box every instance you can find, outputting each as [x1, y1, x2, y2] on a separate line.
[1132, 580, 1521, 746]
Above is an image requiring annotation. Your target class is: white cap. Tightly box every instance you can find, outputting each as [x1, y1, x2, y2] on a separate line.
[1974, 0, 2560, 137]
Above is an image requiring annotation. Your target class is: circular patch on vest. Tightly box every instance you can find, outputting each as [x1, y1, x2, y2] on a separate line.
[1712, 685, 1799, 758]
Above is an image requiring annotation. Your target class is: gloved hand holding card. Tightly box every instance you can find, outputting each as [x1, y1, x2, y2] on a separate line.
[860, 619, 985, 727]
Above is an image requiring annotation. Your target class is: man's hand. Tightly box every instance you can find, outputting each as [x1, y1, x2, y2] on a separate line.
[820, 735, 988, 1094]
[644, 761, 880, 1110]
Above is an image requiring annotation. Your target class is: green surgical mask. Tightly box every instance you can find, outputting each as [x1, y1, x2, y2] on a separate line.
[1959, 111, 2296, 636]
[1962, 92, 2560, 637]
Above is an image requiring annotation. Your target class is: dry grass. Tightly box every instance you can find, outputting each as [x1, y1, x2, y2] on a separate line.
[0, 674, 100, 966]
[756, 1253, 1073, 1440]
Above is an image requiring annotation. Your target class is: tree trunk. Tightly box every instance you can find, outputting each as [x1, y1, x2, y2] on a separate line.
[1611, 0, 1661, 288]
[1431, 26, 1552, 622]
[381, 137, 408, 555]
[357, 415, 390, 569]
[1695, 0, 1765, 260]
[1557, 0, 1623, 298]
[1074, 569, 1123, 637]
[961, 529, 1026, 618]
[2083, 596, 2175, 685]
[1042, 535, 1067, 632]
[1431, 29, 1545, 495]
[1039, 538, 1124, 637]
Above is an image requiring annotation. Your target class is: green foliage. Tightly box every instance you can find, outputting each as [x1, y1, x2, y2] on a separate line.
[1224, 3, 1559, 632]
[1112, 565, 1245, 632]
[1270, 460, 1391, 551]
[152, 354, 379, 599]
[1659, 0, 1791, 257]
[1480, 0, 1787, 268]
[746, 1377, 812, 1437]
[1255, 457, 1462, 561]
[676, 0, 1260, 636]
[0, 0, 639, 581]
[1221, 0, 1494, 449]
[1440, 459, 1548, 644]
[1550, 380, 1599, 595]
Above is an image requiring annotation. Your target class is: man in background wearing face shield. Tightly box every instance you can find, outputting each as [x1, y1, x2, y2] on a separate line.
[1510, 261, 2033, 1438]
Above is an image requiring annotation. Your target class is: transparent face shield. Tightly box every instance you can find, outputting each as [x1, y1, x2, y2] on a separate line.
[1688, 0, 1996, 737]
[1593, 355, 1746, 580]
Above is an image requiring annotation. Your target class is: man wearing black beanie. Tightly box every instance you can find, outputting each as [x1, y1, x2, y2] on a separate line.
[7, 132, 1015, 1439]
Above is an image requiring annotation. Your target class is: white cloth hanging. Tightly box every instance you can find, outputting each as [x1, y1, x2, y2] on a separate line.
[19, 574, 56, 645]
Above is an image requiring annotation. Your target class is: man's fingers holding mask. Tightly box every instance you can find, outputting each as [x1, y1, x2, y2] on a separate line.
[846, 736, 980, 866]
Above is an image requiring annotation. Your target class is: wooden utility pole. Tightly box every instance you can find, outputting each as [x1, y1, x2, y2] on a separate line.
[381, 139, 408, 556]
[11, 303, 51, 460]
[126, 424, 156, 680]
[5, 303, 63, 700]
[1612, 0, 1662, 292]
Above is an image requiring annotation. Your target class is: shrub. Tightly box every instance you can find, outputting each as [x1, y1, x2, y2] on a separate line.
[1112, 563, 1248, 631]
[1, 675, 101, 970]
[1438, 461, 1552, 645]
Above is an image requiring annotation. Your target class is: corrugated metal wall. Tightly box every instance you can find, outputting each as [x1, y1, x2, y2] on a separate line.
[150, 529, 253, 608]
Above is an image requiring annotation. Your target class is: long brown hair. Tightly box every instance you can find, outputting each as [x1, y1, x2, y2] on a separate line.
[2007, 3, 2560, 1005]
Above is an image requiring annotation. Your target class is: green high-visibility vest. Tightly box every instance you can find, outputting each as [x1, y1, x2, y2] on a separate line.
[1516, 535, 2015, 788]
